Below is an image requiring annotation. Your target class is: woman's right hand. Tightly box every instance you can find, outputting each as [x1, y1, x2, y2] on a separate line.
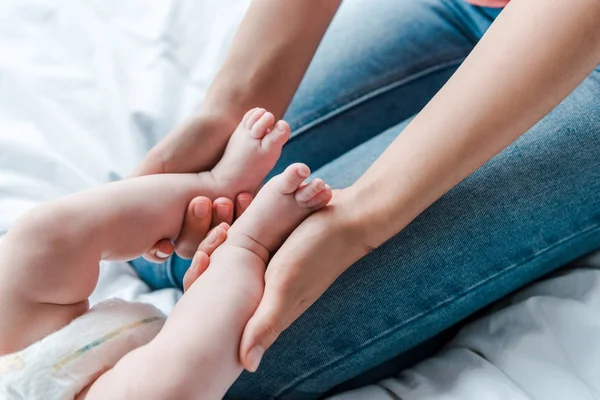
[130, 110, 254, 261]
[239, 189, 373, 372]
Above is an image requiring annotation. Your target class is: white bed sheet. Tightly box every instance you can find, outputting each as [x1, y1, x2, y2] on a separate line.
[1, 1, 598, 398]
[0, 0, 250, 312]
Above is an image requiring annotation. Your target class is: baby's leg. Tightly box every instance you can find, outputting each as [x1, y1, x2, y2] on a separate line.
[151, 244, 266, 399]
[97, 164, 332, 399]
[85, 224, 250, 399]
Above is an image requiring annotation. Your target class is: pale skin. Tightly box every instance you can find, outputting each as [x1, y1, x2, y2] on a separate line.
[86, 163, 331, 399]
[134, 0, 600, 372]
[6, 0, 598, 396]
[133, 0, 342, 261]
[0, 109, 332, 398]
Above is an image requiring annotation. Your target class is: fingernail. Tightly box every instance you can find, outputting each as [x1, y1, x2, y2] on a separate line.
[216, 204, 230, 219]
[247, 346, 264, 373]
[315, 180, 325, 191]
[238, 195, 252, 209]
[275, 121, 285, 132]
[155, 250, 170, 259]
[194, 201, 210, 218]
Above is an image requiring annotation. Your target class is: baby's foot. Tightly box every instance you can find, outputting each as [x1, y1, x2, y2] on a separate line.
[210, 108, 291, 197]
[161, 164, 330, 400]
[225, 163, 333, 262]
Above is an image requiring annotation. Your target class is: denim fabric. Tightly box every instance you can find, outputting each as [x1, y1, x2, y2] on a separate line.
[129, 247, 190, 291]
[268, 0, 498, 178]
[237, 74, 600, 400]
[130, 0, 600, 398]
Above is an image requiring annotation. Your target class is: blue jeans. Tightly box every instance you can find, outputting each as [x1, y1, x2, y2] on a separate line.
[131, 1, 600, 398]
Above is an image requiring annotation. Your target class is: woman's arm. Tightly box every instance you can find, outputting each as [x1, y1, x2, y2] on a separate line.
[134, 0, 342, 258]
[240, 0, 600, 370]
[135, 0, 342, 176]
[354, 0, 600, 249]
[202, 0, 343, 123]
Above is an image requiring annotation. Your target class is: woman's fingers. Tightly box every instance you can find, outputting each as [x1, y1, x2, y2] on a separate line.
[143, 239, 175, 263]
[239, 280, 296, 372]
[235, 193, 253, 219]
[173, 197, 213, 259]
[182, 251, 209, 292]
[182, 223, 229, 292]
[238, 214, 331, 372]
[152, 194, 245, 261]
[212, 197, 235, 229]
[239, 201, 369, 372]
[198, 223, 230, 256]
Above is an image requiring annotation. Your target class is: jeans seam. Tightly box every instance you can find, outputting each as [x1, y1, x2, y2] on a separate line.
[287, 57, 466, 139]
[277, 222, 600, 397]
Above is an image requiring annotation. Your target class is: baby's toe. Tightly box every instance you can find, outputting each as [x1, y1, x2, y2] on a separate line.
[241, 107, 258, 127]
[295, 180, 332, 209]
[273, 163, 310, 195]
[305, 184, 332, 209]
[251, 111, 275, 139]
[244, 108, 266, 130]
[262, 120, 290, 151]
[295, 179, 325, 204]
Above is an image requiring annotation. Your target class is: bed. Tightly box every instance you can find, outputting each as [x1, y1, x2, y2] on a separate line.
[1, 1, 599, 398]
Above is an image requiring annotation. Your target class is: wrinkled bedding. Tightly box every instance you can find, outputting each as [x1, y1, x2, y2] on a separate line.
[1, 1, 598, 399]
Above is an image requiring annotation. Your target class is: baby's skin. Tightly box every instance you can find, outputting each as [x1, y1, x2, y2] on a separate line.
[0, 108, 332, 399]
[88, 163, 331, 399]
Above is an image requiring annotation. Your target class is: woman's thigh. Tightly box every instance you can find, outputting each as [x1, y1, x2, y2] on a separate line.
[228, 69, 600, 399]
[270, 0, 496, 177]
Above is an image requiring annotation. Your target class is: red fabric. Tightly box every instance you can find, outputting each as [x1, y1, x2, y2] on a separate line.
[467, 0, 509, 7]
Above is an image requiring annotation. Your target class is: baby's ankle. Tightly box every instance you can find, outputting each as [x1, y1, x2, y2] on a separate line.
[197, 169, 235, 200]
[222, 229, 271, 265]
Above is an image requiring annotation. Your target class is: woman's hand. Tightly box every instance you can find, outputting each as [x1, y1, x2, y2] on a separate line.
[182, 221, 230, 292]
[238, 190, 372, 372]
[130, 111, 254, 261]
[143, 193, 252, 262]
[127, 0, 347, 263]
[132, 112, 238, 177]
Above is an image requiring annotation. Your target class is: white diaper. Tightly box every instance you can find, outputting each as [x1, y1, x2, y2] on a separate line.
[0, 298, 165, 400]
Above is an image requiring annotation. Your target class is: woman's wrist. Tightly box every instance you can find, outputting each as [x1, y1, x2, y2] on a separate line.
[330, 187, 382, 257]
[201, 61, 272, 126]
[195, 100, 242, 140]
[343, 177, 418, 253]
[133, 110, 238, 177]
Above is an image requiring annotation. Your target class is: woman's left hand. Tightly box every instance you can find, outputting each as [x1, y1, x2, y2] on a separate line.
[238, 190, 372, 372]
